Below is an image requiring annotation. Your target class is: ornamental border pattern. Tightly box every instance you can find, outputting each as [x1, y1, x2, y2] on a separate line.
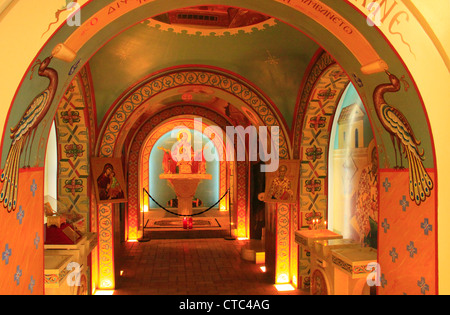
[297, 63, 350, 228]
[293, 51, 335, 159]
[56, 73, 92, 233]
[99, 69, 290, 159]
[96, 69, 291, 287]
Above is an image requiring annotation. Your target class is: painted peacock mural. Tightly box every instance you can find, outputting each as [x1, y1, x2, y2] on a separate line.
[373, 70, 433, 206]
[0, 56, 58, 211]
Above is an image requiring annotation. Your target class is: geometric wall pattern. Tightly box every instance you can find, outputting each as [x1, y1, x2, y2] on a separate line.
[292, 55, 350, 289]
[55, 70, 94, 233]
[291, 52, 438, 294]
[378, 170, 437, 295]
[293, 51, 336, 158]
[297, 63, 350, 230]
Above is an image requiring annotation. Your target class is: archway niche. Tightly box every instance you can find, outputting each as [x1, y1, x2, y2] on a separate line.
[328, 83, 378, 248]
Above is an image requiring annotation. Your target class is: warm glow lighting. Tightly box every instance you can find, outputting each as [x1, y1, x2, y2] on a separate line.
[237, 237, 248, 241]
[142, 205, 149, 213]
[274, 284, 296, 292]
[292, 275, 298, 287]
[260, 266, 266, 272]
[120, 270, 124, 276]
[94, 290, 115, 296]
[128, 240, 138, 243]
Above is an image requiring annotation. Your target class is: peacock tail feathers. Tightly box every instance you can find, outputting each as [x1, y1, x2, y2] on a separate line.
[10, 90, 49, 144]
[381, 103, 425, 160]
[0, 136, 25, 211]
[406, 147, 433, 206]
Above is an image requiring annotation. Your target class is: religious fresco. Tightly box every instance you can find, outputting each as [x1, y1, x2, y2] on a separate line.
[127, 107, 232, 241]
[91, 157, 127, 204]
[149, 128, 219, 210]
[265, 160, 300, 204]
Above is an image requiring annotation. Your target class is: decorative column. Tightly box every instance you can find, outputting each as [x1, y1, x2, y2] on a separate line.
[236, 161, 249, 239]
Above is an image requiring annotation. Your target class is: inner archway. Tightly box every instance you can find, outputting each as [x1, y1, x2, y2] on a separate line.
[328, 82, 378, 247]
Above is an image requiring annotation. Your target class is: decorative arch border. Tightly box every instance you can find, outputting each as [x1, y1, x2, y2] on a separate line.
[95, 65, 292, 287]
[98, 68, 290, 160]
[126, 109, 232, 241]
[292, 62, 351, 289]
[295, 63, 350, 227]
[55, 69, 95, 232]
[139, 118, 227, 212]
[292, 50, 336, 156]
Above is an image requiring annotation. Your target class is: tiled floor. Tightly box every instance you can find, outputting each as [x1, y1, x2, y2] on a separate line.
[114, 238, 308, 295]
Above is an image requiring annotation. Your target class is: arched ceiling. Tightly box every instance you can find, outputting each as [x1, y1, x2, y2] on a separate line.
[87, 8, 319, 127]
[0, 0, 436, 171]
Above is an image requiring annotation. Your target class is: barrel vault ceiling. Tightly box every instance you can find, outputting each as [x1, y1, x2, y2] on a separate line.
[86, 5, 321, 130]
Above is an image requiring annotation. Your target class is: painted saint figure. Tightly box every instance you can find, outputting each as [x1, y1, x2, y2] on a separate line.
[108, 170, 124, 200]
[97, 163, 124, 200]
[268, 165, 293, 201]
[158, 147, 176, 174]
[355, 146, 379, 248]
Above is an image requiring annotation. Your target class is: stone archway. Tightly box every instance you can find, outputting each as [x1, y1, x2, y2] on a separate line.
[127, 110, 232, 241]
[0, 0, 443, 295]
[94, 67, 290, 288]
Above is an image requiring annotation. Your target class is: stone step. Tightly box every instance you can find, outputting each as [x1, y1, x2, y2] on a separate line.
[241, 239, 265, 264]
[143, 228, 228, 239]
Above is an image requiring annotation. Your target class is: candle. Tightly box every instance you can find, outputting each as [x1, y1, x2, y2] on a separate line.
[183, 217, 187, 229]
[188, 217, 193, 230]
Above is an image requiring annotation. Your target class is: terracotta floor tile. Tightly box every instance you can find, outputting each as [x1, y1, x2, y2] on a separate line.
[114, 238, 307, 296]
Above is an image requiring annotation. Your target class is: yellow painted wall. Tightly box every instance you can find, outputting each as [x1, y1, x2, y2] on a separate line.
[407, 0, 450, 295]
[0, 0, 89, 142]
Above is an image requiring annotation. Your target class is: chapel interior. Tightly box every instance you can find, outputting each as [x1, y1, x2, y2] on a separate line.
[0, 0, 449, 296]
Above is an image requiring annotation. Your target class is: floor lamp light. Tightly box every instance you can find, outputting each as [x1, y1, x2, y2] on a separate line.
[224, 206, 236, 240]
[139, 197, 151, 242]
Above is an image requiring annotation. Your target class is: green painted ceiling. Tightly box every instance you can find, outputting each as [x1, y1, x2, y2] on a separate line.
[88, 18, 320, 128]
